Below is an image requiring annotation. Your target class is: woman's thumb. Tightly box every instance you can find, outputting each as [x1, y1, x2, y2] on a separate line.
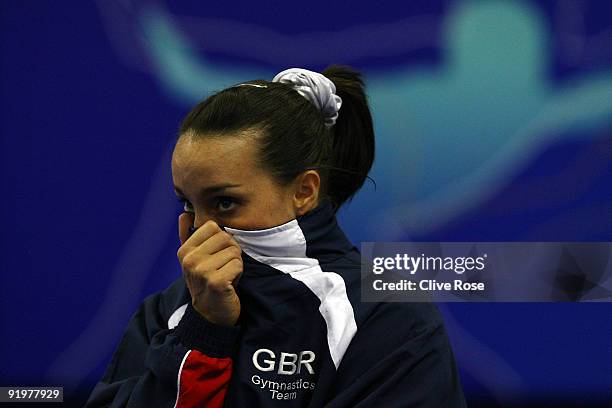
[178, 212, 195, 245]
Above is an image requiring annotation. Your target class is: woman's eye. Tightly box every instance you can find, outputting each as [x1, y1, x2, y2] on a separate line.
[215, 197, 237, 212]
[177, 198, 194, 213]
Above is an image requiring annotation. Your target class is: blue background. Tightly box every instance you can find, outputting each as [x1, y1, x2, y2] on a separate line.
[1, 1, 611, 406]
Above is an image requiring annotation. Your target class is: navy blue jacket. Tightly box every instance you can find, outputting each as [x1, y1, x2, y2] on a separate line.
[86, 200, 466, 407]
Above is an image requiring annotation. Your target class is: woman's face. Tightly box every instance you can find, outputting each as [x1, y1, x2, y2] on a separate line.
[171, 131, 318, 230]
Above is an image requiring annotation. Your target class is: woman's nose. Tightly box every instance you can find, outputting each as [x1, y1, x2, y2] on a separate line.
[189, 213, 219, 235]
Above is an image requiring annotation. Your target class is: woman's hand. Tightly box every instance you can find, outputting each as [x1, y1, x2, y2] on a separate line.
[177, 212, 243, 326]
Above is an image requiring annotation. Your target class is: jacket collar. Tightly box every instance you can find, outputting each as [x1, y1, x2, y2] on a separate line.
[223, 199, 356, 263]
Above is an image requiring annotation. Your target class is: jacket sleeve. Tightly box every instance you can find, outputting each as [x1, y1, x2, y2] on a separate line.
[324, 302, 467, 408]
[85, 292, 239, 408]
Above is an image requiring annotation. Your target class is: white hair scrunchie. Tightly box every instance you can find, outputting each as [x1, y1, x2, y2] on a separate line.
[271, 68, 343, 128]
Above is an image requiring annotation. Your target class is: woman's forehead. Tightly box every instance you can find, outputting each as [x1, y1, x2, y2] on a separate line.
[171, 135, 259, 187]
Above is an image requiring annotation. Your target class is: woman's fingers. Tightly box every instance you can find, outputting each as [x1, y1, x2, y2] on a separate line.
[181, 244, 242, 277]
[177, 219, 222, 260]
[195, 258, 243, 297]
[197, 230, 240, 257]
[217, 258, 244, 290]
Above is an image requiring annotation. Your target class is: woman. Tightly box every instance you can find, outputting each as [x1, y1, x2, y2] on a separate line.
[86, 65, 466, 407]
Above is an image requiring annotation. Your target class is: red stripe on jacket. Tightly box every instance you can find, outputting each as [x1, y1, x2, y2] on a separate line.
[175, 350, 233, 408]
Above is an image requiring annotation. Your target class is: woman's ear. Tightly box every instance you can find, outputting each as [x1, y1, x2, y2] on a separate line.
[292, 170, 321, 216]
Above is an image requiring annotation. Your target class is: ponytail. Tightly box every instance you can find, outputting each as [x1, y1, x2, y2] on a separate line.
[322, 65, 375, 209]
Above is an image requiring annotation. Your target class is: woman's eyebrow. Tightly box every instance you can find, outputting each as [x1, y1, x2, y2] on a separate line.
[173, 183, 242, 197]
